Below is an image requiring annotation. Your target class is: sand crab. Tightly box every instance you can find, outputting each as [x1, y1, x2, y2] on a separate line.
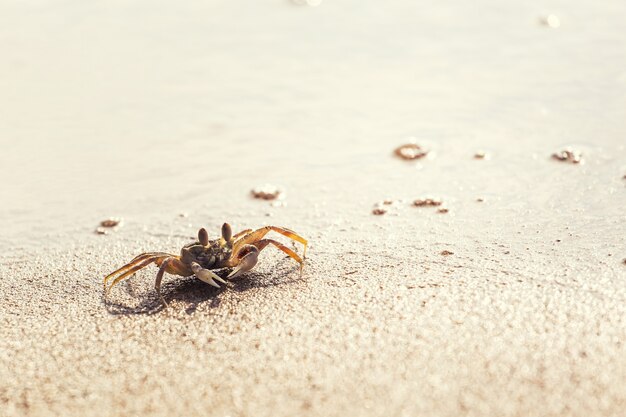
[104, 223, 307, 305]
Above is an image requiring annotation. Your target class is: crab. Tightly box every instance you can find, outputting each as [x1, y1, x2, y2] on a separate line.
[104, 223, 307, 306]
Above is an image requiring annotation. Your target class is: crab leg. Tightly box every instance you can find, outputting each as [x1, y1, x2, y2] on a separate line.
[233, 226, 308, 258]
[104, 252, 172, 286]
[105, 256, 165, 292]
[103, 255, 152, 284]
[232, 229, 253, 242]
[155, 257, 175, 306]
[130, 252, 173, 263]
[253, 239, 303, 265]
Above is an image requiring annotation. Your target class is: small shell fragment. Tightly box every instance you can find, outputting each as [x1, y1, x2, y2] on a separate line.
[96, 217, 121, 235]
[100, 218, 121, 228]
[474, 151, 488, 160]
[372, 207, 387, 215]
[394, 143, 428, 160]
[251, 184, 284, 200]
[552, 148, 582, 164]
[413, 198, 442, 207]
[441, 250, 454, 256]
[372, 199, 398, 215]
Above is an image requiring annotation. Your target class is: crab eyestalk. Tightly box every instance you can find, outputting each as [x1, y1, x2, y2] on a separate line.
[222, 223, 232, 242]
[198, 228, 209, 246]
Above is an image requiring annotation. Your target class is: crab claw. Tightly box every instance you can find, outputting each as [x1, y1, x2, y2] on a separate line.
[207, 272, 227, 285]
[181, 248, 194, 264]
[227, 249, 259, 279]
[191, 262, 227, 288]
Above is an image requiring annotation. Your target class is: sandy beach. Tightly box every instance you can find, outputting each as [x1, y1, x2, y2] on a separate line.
[1, 1, 625, 416]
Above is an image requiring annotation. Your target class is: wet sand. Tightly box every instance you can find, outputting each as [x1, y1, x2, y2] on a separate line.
[1, 1, 626, 416]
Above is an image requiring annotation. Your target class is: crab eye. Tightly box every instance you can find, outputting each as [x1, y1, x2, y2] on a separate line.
[221, 223, 232, 242]
[198, 228, 209, 246]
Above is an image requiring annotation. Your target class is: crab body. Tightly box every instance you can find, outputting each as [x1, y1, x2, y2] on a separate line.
[180, 239, 232, 270]
[104, 223, 307, 306]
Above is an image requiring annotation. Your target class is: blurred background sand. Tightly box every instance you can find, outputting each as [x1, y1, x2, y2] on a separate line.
[1, 1, 625, 416]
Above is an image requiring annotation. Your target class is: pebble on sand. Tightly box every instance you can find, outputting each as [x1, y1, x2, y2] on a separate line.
[100, 218, 121, 228]
[372, 207, 387, 215]
[394, 143, 429, 160]
[552, 148, 582, 164]
[96, 218, 122, 235]
[413, 198, 442, 207]
[251, 184, 284, 200]
[474, 151, 489, 160]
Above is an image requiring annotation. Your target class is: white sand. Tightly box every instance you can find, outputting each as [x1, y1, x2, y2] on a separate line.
[1, 1, 625, 416]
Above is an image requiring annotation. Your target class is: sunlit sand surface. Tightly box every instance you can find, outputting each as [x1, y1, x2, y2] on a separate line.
[1, 1, 625, 416]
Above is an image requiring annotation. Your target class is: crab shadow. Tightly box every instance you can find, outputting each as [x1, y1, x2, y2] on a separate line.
[104, 259, 304, 316]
